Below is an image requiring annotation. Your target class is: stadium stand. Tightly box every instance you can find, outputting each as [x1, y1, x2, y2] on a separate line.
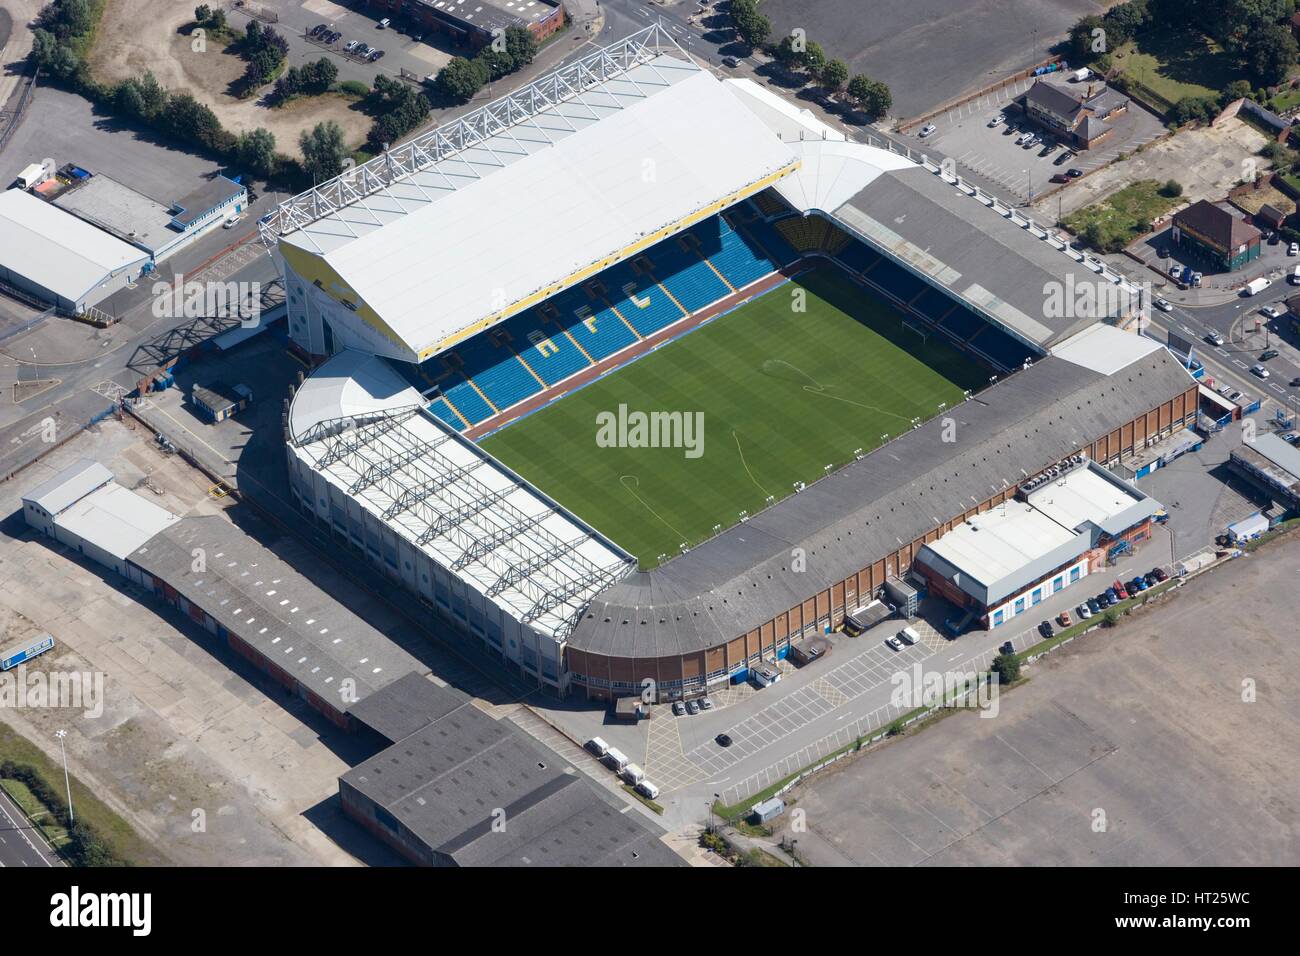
[638, 240, 731, 313]
[703, 217, 783, 288]
[751, 189, 792, 218]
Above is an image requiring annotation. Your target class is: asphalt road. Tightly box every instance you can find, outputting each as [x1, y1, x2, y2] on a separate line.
[0, 785, 60, 867]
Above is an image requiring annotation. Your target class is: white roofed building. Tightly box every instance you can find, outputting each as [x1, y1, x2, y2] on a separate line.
[0, 188, 149, 313]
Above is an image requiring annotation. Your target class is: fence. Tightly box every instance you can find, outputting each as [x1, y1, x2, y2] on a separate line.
[0, 67, 39, 156]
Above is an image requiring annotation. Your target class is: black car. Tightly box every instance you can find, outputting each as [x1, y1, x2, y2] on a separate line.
[1000, 641, 1015, 655]
[1053, 150, 1073, 166]
[1261, 349, 1279, 361]
[1097, 592, 1111, 608]
[716, 733, 733, 747]
[1150, 567, 1168, 582]
[1144, 572, 1160, 586]
[1038, 620, 1054, 638]
[1086, 597, 1101, 615]
[1067, 168, 1083, 178]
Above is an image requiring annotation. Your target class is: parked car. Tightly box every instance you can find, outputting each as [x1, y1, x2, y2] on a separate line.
[1260, 306, 1281, 319]
[1205, 330, 1225, 346]
[685, 699, 699, 715]
[1113, 581, 1129, 600]
[672, 700, 686, 716]
[1066, 168, 1083, 178]
[716, 733, 733, 747]
[1022, 134, 1041, 149]
[222, 214, 241, 229]
[1252, 363, 1270, 379]
[1038, 620, 1054, 638]
[918, 123, 937, 138]
[1058, 610, 1072, 628]
[988, 113, 1004, 127]
[1077, 603, 1092, 620]
[1086, 597, 1101, 615]
[700, 697, 713, 710]
[1260, 348, 1279, 361]
[1291, 377, 1300, 387]
[885, 636, 904, 651]
[369, 49, 384, 61]
[1150, 567, 1168, 582]
[1104, 587, 1119, 604]
[1054, 150, 1075, 166]
[1051, 172, 1070, 184]
[310, 24, 325, 36]
[1192, 271, 1203, 287]
[345, 39, 359, 50]
[1289, 242, 1298, 256]
[722, 56, 740, 68]
[378, 17, 390, 28]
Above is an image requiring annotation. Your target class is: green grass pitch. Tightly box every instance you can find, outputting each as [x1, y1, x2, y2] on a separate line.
[479, 267, 988, 569]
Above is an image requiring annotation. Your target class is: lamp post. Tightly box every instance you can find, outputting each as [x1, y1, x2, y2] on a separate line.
[55, 730, 73, 824]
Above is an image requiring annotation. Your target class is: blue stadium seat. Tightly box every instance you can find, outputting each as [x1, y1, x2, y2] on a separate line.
[440, 379, 496, 425]
[427, 397, 467, 431]
[706, 222, 778, 289]
[643, 240, 730, 313]
[501, 309, 590, 386]
[601, 261, 685, 337]
[452, 336, 542, 412]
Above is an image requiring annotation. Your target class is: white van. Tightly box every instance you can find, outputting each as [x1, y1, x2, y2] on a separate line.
[897, 625, 921, 646]
[1072, 67, 1092, 83]
[586, 736, 609, 758]
[1290, 265, 1300, 284]
[636, 780, 660, 800]
[604, 747, 629, 773]
[622, 763, 645, 786]
[1244, 277, 1272, 296]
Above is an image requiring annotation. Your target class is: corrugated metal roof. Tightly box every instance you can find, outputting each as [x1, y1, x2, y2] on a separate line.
[0, 189, 148, 303]
[56, 483, 180, 561]
[21, 459, 114, 515]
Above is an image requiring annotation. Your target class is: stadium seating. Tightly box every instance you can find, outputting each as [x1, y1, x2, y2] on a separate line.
[501, 309, 590, 386]
[968, 325, 1036, 370]
[751, 189, 792, 219]
[427, 396, 467, 430]
[569, 300, 640, 361]
[937, 305, 986, 343]
[702, 218, 778, 289]
[439, 376, 496, 426]
[735, 215, 799, 268]
[862, 257, 927, 303]
[834, 241, 881, 275]
[641, 240, 730, 313]
[601, 261, 687, 337]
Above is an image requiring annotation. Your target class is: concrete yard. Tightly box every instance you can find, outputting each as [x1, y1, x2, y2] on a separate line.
[760, 0, 1102, 120]
[773, 532, 1300, 866]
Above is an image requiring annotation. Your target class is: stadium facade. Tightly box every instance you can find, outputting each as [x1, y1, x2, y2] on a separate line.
[268, 25, 1195, 702]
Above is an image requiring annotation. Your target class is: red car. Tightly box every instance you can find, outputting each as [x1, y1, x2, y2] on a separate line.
[1113, 580, 1129, 600]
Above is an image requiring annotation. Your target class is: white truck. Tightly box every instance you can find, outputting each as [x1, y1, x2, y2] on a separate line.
[621, 763, 645, 786]
[603, 747, 629, 773]
[1244, 277, 1272, 296]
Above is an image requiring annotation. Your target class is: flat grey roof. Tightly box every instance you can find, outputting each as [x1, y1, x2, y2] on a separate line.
[834, 165, 1133, 349]
[53, 175, 176, 254]
[128, 516, 427, 715]
[171, 176, 245, 228]
[341, 684, 681, 866]
[569, 349, 1194, 657]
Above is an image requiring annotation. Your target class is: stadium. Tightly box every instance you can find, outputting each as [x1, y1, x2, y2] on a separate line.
[269, 24, 1198, 703]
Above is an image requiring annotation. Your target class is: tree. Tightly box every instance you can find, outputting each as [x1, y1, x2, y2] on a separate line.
[299, 120, 348, 183]
[195, 4, 212, 24]
[802, 40, 826, 78]
[774, 34, 801, 66]
[730, 0, 771, 49]
[1067, 14, 1106, 62]
[159, 92, 224, 151]
[1169, 94, 1220, 126]
[435, 56, 488, 103]
[991, 654, 1021, 685]
[235, 128, 278, 178]
[853, 77, 892, 117]
[504, 25, 538, 67]
[478, 47, 516, 81]
[1159, 178, 1183, 197]
[300, 57, 337, 94]
[821, 59, 849, 93]
[1244, 25, 1298, 87]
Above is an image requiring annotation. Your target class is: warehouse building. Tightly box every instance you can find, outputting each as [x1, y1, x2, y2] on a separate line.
[364, 0, 566, 50]
[912, 457, 1162, 629]
[22, 460, 179, 577]
[340, 672, 681, 866]
[52, 173, 247, 265]
[0, 188, 149, 313]
[1229, 432, 1300, 511]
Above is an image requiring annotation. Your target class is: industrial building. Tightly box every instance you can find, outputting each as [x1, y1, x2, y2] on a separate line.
[363, 0, 565, 50]
[1171, 200, 1262, 272]
[23, 465, 678, 865]
[52, 173, 247, 265]
[22, 460, 179, 577]
[1230, 432, 1300, 511]
[0, 188, 149, 313]
[912, 457, 1162, 629]
[341, 673, 681, 866]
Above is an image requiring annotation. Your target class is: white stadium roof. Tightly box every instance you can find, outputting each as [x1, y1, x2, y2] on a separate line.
[288, 352, 634, 641]
[274, 28, 798, 362]
[0, 189, 148, 305]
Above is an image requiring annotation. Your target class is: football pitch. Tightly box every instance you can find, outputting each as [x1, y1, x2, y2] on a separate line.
[479, 267, 988, 569]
